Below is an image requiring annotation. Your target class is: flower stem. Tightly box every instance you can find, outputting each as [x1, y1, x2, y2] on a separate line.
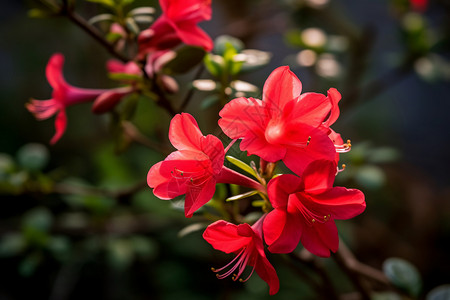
[216, 166, 265, 193]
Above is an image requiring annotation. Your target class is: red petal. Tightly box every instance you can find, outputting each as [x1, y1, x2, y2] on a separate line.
[264, 209, 303, 253]
[267, 174, 301, 208]
[184, 177, 216, 217]
[219, 97, 268, 139]
[311, 187, 366, 220]
[323, 88, 341, 127]
[263, 66, 302, 117]
[284, 92, 330, 127]
[201, 135, 224, 174]
[46, 53, 67, 91]
[284, 128, 336, 175]
[254, 251, 280, 295]
[164, 0, 212, 23]
[169, 113, 204, 151]
[50, 110, 67, 145]
[173, 20, 213, 51]
[203, 220, 249, 253]
[300, 220, 339, 257]
[302, 160, 336, 194]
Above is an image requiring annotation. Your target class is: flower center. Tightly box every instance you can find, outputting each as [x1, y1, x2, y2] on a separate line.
[294, 198, 332, 226]
[171, 166, 211, 187]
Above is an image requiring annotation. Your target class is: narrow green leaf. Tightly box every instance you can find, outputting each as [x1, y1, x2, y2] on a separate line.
[88, 13, 115, 25]
[226, 156, 259, 179]
[226, 190, 259, 202]
[251, 200, 266, 207]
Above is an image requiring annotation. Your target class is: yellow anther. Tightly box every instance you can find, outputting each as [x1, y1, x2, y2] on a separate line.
[306, 136, 312, 146]
[312, 219, 315, 223]
[211, 267, 216, 271]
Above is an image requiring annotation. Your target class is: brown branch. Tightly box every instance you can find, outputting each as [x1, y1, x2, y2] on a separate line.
[60, 0, 129, 62]
[122, 121, 170, 155]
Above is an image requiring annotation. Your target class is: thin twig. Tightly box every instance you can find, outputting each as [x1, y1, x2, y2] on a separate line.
[61, 0, 129, 62]
[122, 121, 170, 155]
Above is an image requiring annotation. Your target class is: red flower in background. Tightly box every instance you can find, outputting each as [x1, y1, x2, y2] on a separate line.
[219, 66, 348, 175]
[203, 218, 280, 295]
[27, 54, 135, 142]
[138, 0, 213, 57]
[263, 160, 365, 257]
[26, 54, 110, 144]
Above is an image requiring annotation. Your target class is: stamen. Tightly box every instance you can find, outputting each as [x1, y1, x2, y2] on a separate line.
[337, 164, 346, 174]
[295, 201, 331, 226]
[224, 139, 237, 154]
[335, 139, 351, 153]
[211, 246, 254, 282]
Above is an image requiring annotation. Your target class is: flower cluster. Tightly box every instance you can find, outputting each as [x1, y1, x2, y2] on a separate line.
[27, 0, 213, 144]
[147, 66, 366, 294]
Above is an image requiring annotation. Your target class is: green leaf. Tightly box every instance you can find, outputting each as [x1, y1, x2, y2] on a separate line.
[204, 53, 225, 77]
[192, 79, 217, 91]
[383, 257, 422, 297]
[17, 143, 49, 172]
[355, 165, 386, 190]
[239, 49, 272, 73]
[213, 35, 244, 56]
[251, 200, 266, 207]
[178, 223, 208, 237]
[86, 0, 116, 8]
[88, 13, 115, 25]
[427, 284, 450, 300]
[125, 17, 139, 35]
[128, 7, 155, 16]
[226, 156, 259, 179]
[27, 8, 54, 18]
[226, 190, 259, 201]
[22, 207, 53, 232]
[164, 46, 206, 74]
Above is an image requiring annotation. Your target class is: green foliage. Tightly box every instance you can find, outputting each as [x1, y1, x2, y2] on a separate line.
[383, 257, 422, 297]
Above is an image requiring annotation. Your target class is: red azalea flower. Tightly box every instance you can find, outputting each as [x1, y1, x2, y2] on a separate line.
[27, 54, 135, 142]
[26, 53, 111, 144]
[147, 113, 263, 218]
[203, 218, 280, 295]
[263, 160, 365, 257]
[138, 0, 213, 57]
[218, 66, 349, 175]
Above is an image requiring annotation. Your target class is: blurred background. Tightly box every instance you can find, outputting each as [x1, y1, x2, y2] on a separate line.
[1, 0, 450, 299]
